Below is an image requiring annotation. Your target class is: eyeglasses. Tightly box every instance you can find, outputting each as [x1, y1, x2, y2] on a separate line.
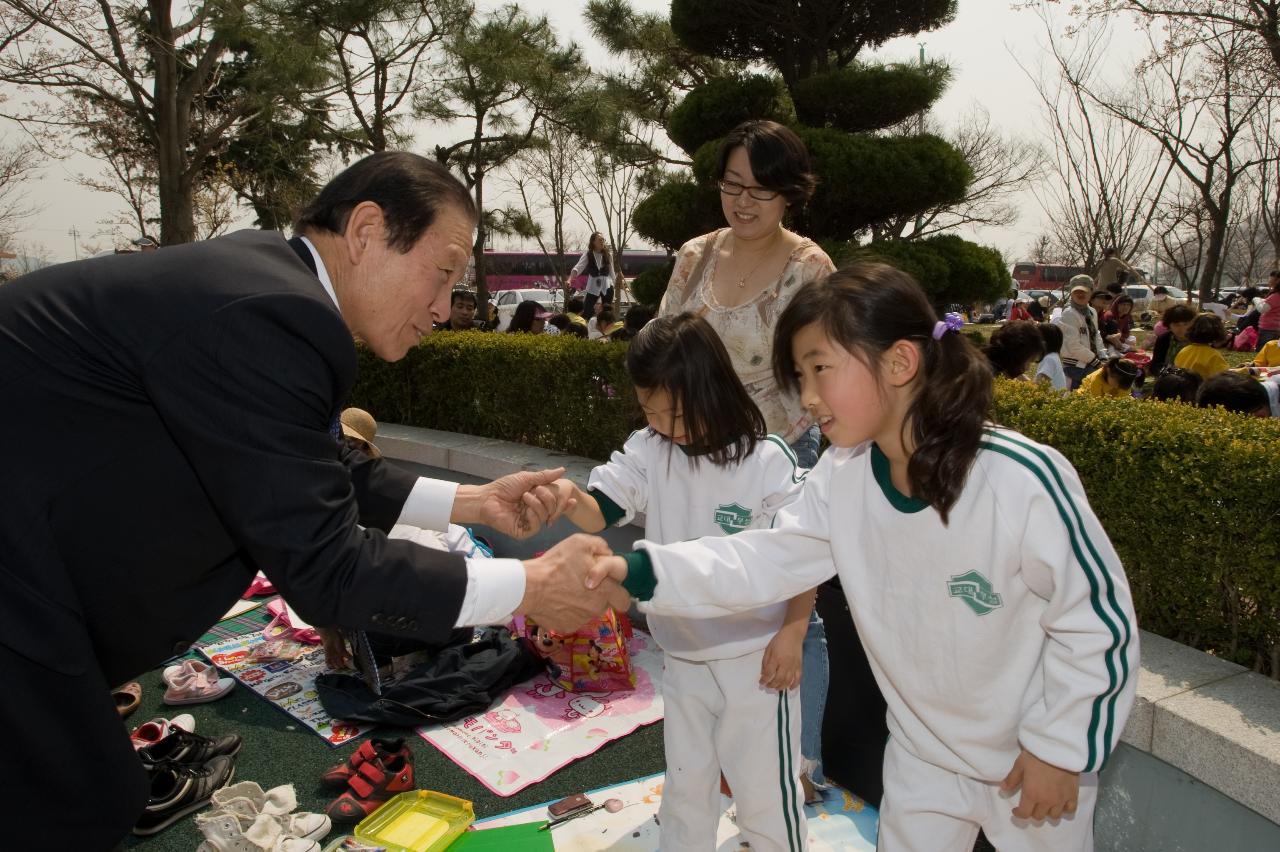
[717, 179, 780, 202]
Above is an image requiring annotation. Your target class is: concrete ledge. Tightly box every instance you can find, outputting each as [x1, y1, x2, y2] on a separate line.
[378, 424, 1280, 828]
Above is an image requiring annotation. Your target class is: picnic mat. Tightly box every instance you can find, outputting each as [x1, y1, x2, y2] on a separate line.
[473, 772, 879, 850]
[198, 627, 373, 748]
[417, 630, 665, 797]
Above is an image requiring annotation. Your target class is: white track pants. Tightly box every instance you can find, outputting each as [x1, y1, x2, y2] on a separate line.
[659, 649, 807, 852]
[878, 737, 1097, 852]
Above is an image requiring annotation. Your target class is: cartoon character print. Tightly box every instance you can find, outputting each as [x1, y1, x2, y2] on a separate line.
[483, 708, 522, 734]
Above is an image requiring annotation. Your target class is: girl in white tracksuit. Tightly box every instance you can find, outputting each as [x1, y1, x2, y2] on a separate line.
[593, 265, 1139, 851]
[554, 312, 814, 852]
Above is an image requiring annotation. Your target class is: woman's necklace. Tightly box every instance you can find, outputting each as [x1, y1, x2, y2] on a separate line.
[731, 229, 785, 290]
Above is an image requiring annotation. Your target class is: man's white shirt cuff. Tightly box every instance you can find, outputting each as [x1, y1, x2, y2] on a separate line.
[456, 558, 526, 626]
[397, 477, 458, 532]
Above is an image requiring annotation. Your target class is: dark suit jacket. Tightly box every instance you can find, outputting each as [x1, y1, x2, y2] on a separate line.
[0, 230, 469, 687]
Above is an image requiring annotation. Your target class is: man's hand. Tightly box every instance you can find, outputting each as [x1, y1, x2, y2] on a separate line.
[453, 468, 577, 539]
[517, 534, 631, 632]
[586, 554, 628, 590]
[1000, 749, 1080, 821]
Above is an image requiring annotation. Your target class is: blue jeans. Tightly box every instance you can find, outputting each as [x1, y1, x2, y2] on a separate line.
[790, 424, 829, 779]
[800, 609, 829, 780]
[1063, 361, 1098, 390]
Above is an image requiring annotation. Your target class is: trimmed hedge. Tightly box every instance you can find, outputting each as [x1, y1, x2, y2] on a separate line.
[349, 332, 639, 461]
[993, 380, 1280, 678]
[351, 335, 1280, 677]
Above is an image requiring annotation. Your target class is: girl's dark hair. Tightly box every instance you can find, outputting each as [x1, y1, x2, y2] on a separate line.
[507, 300, 544, 333]
[1102, 356, 1139, 390]
[597, 307, 616, 327]
[1149, 366, 1202, 403]
[626, 313, 766, 467]
[1197, 370, 1269, 413]
[1187, 313, 1227, 345]
[715, 120, 818, 212]
[1038, 322, 1063, 355]
[1162, 304, 1197, 325]
[546, 313, 572, 331]
[588, 232, 611, 272]
[294, 151, 475, 252]
[1107, 294, 1134, 316]
[773, 262, 993, 523]
[983, 321, 1045, 379]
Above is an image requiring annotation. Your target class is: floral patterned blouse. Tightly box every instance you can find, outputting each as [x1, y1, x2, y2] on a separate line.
[659, 228, 836, 442]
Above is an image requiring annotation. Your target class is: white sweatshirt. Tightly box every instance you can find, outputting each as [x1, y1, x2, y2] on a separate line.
[589, 429, 806, 661]
[624, 427, 1138, 779]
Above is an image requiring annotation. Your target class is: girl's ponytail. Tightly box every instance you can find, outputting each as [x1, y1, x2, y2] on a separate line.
[907, 326, 993, 523]
[774, 263, 993, 524]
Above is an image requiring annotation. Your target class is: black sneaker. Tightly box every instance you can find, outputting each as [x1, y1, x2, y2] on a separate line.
[132, 754, 236, 836]
[138, 728, 241, 771]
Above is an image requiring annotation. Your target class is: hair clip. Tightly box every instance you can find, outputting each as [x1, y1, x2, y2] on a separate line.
[932, 312, 965, 340]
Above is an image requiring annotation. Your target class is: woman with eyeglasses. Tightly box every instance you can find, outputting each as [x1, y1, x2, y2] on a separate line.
[657, 119, 838, 804]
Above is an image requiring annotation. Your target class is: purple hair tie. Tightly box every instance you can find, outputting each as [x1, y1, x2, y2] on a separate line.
[932, 312, 965, 340]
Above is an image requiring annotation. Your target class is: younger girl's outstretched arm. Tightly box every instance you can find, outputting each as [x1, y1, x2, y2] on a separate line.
[556, 430, 654, 534]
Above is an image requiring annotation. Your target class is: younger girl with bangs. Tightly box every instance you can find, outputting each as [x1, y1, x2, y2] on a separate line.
[590, 264, 1138, 852]
[552, 311, 814, 852]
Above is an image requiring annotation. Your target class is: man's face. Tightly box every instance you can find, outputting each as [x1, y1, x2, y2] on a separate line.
[1071, 289, 1090, 307]
[348, 204, 475, 361]
[450, 296, 477, 328]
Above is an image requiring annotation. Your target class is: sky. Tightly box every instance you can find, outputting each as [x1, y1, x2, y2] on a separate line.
[1, 1, 1145, 264]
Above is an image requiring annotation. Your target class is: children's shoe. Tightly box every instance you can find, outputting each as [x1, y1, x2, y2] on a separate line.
[164, 659, 236, 705]
[205, 780, 332, 840]
[195, 810, 321, 851]
[130, 713, 196, 750]
[139, 729, 242, 771]
[113, 681, 142, 717]
[133, 754, 236, 836]
[319, 738, 411, 788]
[324, 754, 415, 823]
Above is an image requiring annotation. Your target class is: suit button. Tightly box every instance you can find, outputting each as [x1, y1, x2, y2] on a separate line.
[172, 641, 191, 654]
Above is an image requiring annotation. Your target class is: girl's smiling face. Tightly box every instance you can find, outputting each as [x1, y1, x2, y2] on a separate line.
[790, 322, 892, 449]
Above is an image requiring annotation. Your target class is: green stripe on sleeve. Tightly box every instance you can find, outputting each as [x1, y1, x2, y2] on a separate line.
[621, 550, 657, 601]
[588, 487, 627, 527]
[765, 434, 807, 483]
[980, 432, 1130, 771]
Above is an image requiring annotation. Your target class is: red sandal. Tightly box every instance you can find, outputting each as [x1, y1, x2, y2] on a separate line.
[319, 737, 411, 788]
[324, 753, 415, 823]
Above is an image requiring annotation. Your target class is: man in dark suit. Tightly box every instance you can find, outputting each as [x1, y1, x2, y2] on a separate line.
[0, 151, 627, 847]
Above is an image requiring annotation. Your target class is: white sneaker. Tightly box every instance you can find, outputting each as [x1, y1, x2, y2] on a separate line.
[197, 781, 332, 847]
[195, 809, 321, 851]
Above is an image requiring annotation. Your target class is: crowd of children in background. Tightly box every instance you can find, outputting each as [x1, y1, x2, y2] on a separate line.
[982, 269, 1280, 418]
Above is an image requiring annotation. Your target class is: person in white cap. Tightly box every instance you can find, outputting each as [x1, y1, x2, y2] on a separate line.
[1054, 275, 1107, 388]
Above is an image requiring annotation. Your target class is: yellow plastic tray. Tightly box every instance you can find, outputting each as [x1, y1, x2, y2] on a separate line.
[354, 790, 475, 852]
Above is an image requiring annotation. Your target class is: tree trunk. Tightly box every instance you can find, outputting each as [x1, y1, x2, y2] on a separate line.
[148, 3, 197, 245]
[1197, 201, 1230, 303]
[472, 169, 489, 313]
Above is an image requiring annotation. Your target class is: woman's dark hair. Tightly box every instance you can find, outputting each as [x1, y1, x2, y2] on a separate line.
[294, 151, 475, 252]
[1197, 371, 1268, 414]
[1162, 304, 1197, 326]
[1107, 294, 1134, 316]
[1187, 313, 1227, 345]
[983, 320, 1045, 379]
[1038, 322, 1063, 355]
[1153, 285, 1168, 295]
[587, 232, 611, 273]
[715, 120, 818, 212]
[1149, 366, 1202, 403]
[773, 262, 993, 523]
[507, 300, 545, 333]
[597, 307, 616, 328]
[566, 295, 585, 314]
[560, 320, 588, 338]
[546, 313, 572, 331]
[626, 313, 766, 467]
[1102, 356, 1139, 390]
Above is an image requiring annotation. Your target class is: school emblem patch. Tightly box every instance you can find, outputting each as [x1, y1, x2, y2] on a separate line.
[713, 502, 752, 534]
[947, 570, 1004, 616]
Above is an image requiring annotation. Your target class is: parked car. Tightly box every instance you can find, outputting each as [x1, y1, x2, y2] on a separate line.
[1123, 284, 1154, 316]
[493, 287, 563, 331]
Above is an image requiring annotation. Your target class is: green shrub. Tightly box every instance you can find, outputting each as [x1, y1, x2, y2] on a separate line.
[630, 259, 675, 308]
[993, 379, 1280, 677]
[666, 73, 796, 156]
[349, 332, 640, 461]
[791, 62, 950, 133]
[352, 338, 1280, 677]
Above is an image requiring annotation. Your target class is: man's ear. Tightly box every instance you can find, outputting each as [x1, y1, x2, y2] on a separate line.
[884, 339, 922, 388]
[343, 201, 386, 266]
